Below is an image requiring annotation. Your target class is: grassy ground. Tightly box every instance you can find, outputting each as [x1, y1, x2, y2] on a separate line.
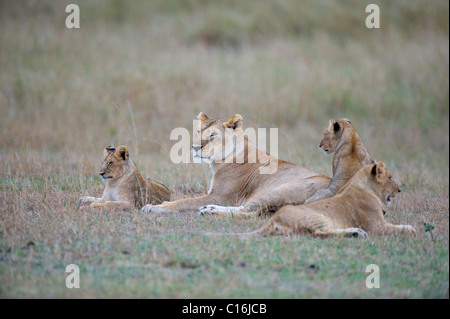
[0, 0, 448, 298]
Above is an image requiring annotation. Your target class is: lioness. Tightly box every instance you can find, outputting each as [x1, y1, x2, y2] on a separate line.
[141, 112, 330, 216]
[211, 161, 415, 238]
[79, 145, 170, 210]
[305, 118, 371, 203]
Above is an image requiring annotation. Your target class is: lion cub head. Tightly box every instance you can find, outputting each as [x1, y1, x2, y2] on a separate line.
[99, 145, 129, 181]
[319, 118, 354, 155]
[366, 161, 401, 206]
[192, 112, 244, 163]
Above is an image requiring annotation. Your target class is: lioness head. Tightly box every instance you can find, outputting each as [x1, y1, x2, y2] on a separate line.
[99, 145, 129, 181]
[367, 161, 401, 206]
[319, 118, 354, 155]
[192, 112, 244, 163]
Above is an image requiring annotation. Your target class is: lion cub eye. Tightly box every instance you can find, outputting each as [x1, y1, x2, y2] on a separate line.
[389, 176, 393, 181]
[108, 162, 113, 167]
[209, 133, 216, 139]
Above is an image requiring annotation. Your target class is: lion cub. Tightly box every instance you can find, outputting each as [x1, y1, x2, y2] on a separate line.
[305, 118, 372, 203]
[211, 161, 415, 238]
[79, 145, 170, 210]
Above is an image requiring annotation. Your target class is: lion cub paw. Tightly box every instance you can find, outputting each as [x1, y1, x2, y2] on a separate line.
[78, 205, 91, 211]
[403, 225, 416, 235]
[344, 228, 368, 239]
[89, 200, 105, 209]
[78, 196, 97, 209]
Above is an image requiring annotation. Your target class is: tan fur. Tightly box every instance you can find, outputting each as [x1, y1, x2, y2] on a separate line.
[142, 112, 330, 216]
[79, 145, 170, 211]
[305, 118, 371, 203]
[216, 161, 416, 238]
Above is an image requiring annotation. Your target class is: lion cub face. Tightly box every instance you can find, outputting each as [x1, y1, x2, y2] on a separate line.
[99, 145, 129, 181]
[192, 112, 243, 163]
[319, 118, 353, 155]
[369, 161, 401, 206]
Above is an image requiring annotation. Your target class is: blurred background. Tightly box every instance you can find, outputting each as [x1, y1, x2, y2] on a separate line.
[0, 0, 448, 193]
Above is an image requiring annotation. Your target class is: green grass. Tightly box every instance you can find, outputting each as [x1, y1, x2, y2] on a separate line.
[1, 209, 448, 298]
[0, 0, 448, 298]
[0, 172, 448, 298]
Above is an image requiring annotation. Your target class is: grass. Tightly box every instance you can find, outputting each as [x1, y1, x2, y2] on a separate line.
[0, 0, 448, 298]
[1, 184, 448, 298]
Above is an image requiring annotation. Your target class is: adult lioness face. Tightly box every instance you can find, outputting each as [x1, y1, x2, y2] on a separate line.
[192, 112, 243, 163]
[99, 145, 129, 181]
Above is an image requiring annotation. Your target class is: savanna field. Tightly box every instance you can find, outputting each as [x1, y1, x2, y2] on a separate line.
[0, 0, 448, 298]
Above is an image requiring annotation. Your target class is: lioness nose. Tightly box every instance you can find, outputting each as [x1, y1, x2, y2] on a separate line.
[192, 145, 202, 152]
[100, 172, 105, 176]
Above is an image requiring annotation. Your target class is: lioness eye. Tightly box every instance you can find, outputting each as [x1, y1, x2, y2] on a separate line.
[210, 133, 215, 138]
[108, 162, 113, 166]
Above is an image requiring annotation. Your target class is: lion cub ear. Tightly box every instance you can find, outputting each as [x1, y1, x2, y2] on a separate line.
[223, 114, 243, 130]
[371, 161, 385, 180]
[104, 146, 116, 157]
[377, 161, 385, 175]
[115, 145, 129, 162]
[328, 119, 339, 132]
[197, 112, 209, 122]
[333, 121, 340, 132]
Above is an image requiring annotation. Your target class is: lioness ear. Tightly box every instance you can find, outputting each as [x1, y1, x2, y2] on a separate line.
[104, 146, 115, 157]
[197, 112, 209, 122]
[223, 114, 243, 130]
[116, 145, 129, 162]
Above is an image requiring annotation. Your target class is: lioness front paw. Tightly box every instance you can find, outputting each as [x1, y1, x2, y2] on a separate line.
[141, 204, 167, 213]
[141, 204, 154, 213]
[197, 205, 219, 216]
